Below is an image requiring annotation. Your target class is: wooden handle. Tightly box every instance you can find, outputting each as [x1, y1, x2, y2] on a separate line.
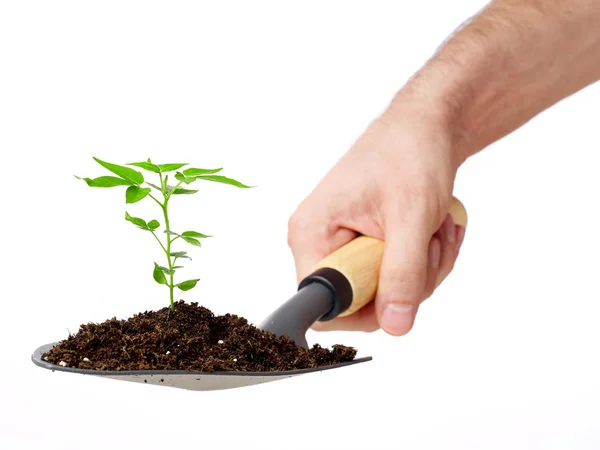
[309, 196, 467, 318]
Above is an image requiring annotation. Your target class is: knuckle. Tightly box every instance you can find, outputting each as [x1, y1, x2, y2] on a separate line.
[286, 210, 305, 248]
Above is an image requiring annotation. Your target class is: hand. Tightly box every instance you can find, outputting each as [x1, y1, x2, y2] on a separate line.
[287, 97, 466, 336]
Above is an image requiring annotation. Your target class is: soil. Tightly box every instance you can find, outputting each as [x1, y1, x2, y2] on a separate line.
[44, 301, 357, 372]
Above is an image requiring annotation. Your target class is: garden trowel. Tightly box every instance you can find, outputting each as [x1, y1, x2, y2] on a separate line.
[33, 197, 468, 391]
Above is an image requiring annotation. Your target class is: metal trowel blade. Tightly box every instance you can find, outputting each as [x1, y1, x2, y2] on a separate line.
[32, 343, 371, 391]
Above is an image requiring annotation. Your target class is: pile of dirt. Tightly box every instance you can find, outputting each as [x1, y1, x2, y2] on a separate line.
[44, 301, 357, 372]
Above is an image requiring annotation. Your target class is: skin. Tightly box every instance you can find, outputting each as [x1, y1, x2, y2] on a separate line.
[287, 0, 600, 336]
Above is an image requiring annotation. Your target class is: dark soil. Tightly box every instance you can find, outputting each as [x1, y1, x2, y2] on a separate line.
[44, 301, 356, 372]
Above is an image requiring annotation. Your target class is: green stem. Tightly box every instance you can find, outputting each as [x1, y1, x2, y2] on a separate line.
[162, 199, 175, 310]
[165, 180, 184, 202]
[150, 231, 167, 253]
[155, 176, 185, 310]
[153, 172, 177, 309]
[148, 194, 163, 207]
[159, 173, 166, 196]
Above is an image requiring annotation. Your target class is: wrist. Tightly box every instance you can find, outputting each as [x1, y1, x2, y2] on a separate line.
[384, 65, 476, 170]
[387, 0, 600, 166]
[394, 53, 511, 166]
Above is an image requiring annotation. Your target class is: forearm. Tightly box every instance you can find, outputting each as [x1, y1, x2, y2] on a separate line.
[392, 0, 600, 165]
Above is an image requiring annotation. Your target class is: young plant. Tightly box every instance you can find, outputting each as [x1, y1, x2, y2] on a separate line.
[76, 157, 251, 309]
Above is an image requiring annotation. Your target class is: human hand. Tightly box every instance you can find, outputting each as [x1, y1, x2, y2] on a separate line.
[287, 98, 467, 336]
[289, 0, 600, 337]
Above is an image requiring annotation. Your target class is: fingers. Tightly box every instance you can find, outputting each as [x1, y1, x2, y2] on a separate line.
[376, 212, 467, 336]
[423, 235, 442, 300]
[290, 199, 466, 336]
[456, 225, 466, 253]
[435, 215, 458, 287]
[287, 210, 357, 283]
[376, 212, 432, 336]
[315, 214, 466, 334]
[436, 216, 467, 288]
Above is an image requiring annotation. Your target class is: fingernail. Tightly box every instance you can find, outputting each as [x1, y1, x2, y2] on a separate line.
[456, 226, 465, 251]
[381, 304, 415, 336]
[443, 215, 455, 243]
[429, 238, 441, 269]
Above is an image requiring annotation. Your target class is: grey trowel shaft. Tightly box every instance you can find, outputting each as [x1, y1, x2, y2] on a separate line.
[259, 282, 334, 348]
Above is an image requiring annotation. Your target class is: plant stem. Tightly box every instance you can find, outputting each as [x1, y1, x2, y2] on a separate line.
[165, 180, 184, 202]
[159, 173, 165, 196]
[162, 200, 175, 310]
[150, 231, 167, 253]
[148, 194, 163, 207]
[154, 177, 186, 310]
[156, 172, 176, 309]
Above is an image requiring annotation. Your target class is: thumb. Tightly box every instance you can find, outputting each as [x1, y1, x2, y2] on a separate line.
[376, 214, 434, 336]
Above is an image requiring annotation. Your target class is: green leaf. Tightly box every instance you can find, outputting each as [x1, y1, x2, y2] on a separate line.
[182, 167, 223, 177]
[147, 182, 162, 192]
[153, 263, 168, 285]
[171, 251, 191, 261]
[173, 266, 184, 269]
[171, 187, 199, 195]
[174, 172, 197, 185]
[181, 231, 212, 238]
[93, 157, 144, 185]
[182, 236, 202, 247]
[158, 163, 188, 172]
[127, 162, 161, 173]
[147, 220, 160, 231]
[177, 279, 200, 291]
[157, 184, 198, 195]
[75, 175, 133, 188]
[126, 186, 151, 204]
[165, 230, 179, 236]
[154, 264, 176, 275]
[125, 212, 149, 230]
[196, 175, 252, 188]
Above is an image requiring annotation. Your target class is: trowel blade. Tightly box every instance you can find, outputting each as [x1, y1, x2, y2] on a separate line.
[32, 343, 371, 391]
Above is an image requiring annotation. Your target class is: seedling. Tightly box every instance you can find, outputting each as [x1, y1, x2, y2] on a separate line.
[76, 157, 251, 309]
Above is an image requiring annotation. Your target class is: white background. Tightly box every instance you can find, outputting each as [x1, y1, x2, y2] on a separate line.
[1, 1, 599, 449]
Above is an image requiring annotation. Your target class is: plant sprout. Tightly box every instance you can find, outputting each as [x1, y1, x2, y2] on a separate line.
[76, 157, 251, 310]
